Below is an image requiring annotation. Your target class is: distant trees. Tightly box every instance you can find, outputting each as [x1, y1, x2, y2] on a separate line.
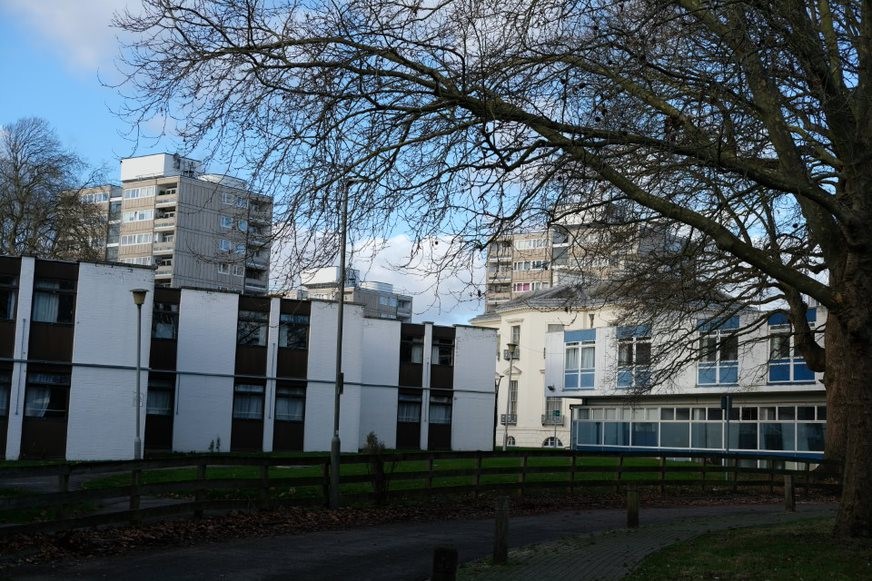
[0, 117, 105, 261]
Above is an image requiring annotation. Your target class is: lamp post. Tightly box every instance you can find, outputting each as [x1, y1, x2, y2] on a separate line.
[131, 288, 148, 460]
[493, 374, 503, 451]
[502, 342, 517, 451]
[330, 178, 363, 510]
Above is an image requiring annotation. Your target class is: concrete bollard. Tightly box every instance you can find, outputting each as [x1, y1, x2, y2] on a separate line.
[432, 545, 458, 581]
[784, 475, 795, 512]
[627, 489, 640, 528]
[494, 496, 509, 564]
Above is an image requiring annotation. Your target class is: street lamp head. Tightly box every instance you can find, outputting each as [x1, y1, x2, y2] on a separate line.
[131, 288, 149, 306]
[507, 342, 518, 352]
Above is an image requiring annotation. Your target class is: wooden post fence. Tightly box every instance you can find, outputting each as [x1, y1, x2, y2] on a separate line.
[493, 496, 509, 564]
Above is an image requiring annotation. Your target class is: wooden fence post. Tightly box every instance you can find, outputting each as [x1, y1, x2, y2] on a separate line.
[432, 545, 458, 581]
[260, 460, 271, 509]
[518, 453, 528, 496]
[615, 455, 624, 493]
[731, 458, 738, 493]
[57, 464, 70, 520]
[322, 459, 330, 504]
[784, 475, 796, 512]
[769, 461, 775, 494]
[627, 487, 640, 528]
[130, 468, 142, 525]
[474, 453, 482, 496]
[493, 496, 509, 564]
[194, 460, 207, 519]
[659, 456, 666, 495]
[570, 454, 578, 493]
[427, 455, 434, 494]
[700, 458, 706, 492]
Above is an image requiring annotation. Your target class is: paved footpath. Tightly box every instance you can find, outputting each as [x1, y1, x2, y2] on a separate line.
[6, 502, 835, 581]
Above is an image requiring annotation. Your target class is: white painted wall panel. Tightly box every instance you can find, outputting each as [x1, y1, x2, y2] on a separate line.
[173, 290, 238, 452]
[303, 301, 363, 452]
[451, 393, 494, 451]
[4, 256, 34, 460]
[359, 318, 400, 448]
[453, 326, 498, 394]
[66, 263, 154, 460]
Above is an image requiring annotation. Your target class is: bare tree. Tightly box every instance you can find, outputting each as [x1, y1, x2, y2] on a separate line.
[0, 117, 106, 261]
[116, 0, 870, 536]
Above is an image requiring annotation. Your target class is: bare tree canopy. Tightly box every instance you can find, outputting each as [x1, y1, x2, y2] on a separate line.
[116, 0, 871, 536]
[0, 117, 106, 261]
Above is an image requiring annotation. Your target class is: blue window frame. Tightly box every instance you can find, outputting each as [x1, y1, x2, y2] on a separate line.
[617, 325, 651, 389]
[565, 329, 595, 390]
[767, 309, 816, 384]
[697, 316, 739, 386]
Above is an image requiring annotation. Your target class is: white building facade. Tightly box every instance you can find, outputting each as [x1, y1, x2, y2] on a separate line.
[0, 257, 496, 461]
[473, 285, 827, 458]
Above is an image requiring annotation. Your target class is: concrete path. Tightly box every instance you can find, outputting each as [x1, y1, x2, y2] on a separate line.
[6, 502, 836, 580]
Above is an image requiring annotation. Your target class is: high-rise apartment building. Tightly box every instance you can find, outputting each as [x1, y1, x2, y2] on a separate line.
[485, 208, 674, 312]
[85, 154, 272, 294]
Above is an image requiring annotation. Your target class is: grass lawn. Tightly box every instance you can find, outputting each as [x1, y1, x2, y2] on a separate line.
[626, 518, 872, 580]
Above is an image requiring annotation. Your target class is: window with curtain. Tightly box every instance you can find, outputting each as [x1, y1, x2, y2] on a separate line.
[0, 370, 11, 416]
[508, 380, 518, 416]
[24, 371, 69, 417]
[767, 310, 816, 384]
[0, 276, 17, 320]
[146, 378, 174, 415]
[279, 313, 309, 349]
[617, 326, 652, 389]
[233, 383, 264, 419]
[400, 337, 424, 363]
[429, 395, 452, 424]
[275, 384, 305, 421]
[397, 393, 422, 422]
[237, 310, 268, 346]
[32, 279, 76, 324]
[431, 338, 454, 366]
[697, 316, 740, 385]
[152, 302, 179, 339]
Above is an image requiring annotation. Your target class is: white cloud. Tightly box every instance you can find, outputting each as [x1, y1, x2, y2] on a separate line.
[1, 0, 132, 72]
[271, 232, 486, 326]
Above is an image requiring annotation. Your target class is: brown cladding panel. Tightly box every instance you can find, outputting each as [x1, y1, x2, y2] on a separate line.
[238, 295, 270, 312]
[430, 366, 454, 390]
[401, 323, 425, 338]
[0, 321, 14, 359]
[28, 324, 74, 362]
[428, 424, 451, 451]
[431, 326, 456, 341]
[396, 422, 421, 450]
[153, 288, 181, 304]
[0, 257, 20, 276]
[231, 419, 264, 452]
[144, 415, 174, 451]
[0, 418, 6, 459]
[235, 345, 267, 376]
[276, 349, 308, 378]
[34, 261, 78, 281]
[273, 421, 304, 452]
[20, 418, 67, 459]
[399, 362, 423, 387]
[280, 299, 310, 315]
[149, 340, 177, 370]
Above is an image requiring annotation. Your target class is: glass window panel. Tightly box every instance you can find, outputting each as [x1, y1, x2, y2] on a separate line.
[604, 408, 617, 420]
[618, 342, 633, 366]
[692, 423, 722, 449]
[796, 406, 814, 420]
[719, 363, 738, 384]
[565, 346, 579, 370]
[661, 408, 674, 420]
[660, 423, 690, 448]
[760, 407, 777, 420]
[761, 423, 795, 451]
[770, 334, 792, 359]
[676, 408, 690, 420]
[631, 422, 658, 446]
[793, 363, 815, 382]
[577, 422, 601, 445]
[769, 362, 791, 382]
[692, 408, 706, 421]
[817, 406, 827, 421]
[580, 345, 595, 369]
[778, 406, 796, 420]
[707, 407, 722, 420]
[797, 423, 825, 452]
[741, 407, 758, 421]
[603, 422, 630, 446]
[731, 423, 758, 450]
[720, 334, 738, 361]
[576, 408, 590, 420]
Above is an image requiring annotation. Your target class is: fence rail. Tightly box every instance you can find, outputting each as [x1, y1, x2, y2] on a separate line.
[0, 450, 838, 535]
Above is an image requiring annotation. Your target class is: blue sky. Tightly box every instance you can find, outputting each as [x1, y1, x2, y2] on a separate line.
[0, 0, 484, 324]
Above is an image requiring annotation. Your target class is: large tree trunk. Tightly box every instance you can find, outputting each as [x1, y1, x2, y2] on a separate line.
[829, 314, 872, 537]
